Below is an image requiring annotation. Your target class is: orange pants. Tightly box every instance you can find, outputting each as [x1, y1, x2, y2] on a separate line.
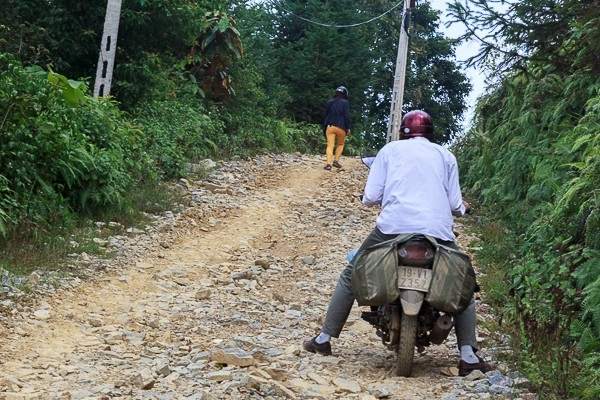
[325, 125, 346, 164]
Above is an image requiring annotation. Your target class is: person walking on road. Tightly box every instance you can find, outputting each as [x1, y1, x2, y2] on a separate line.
[322, 86, 351, 171]
[304, 110, 494, 377]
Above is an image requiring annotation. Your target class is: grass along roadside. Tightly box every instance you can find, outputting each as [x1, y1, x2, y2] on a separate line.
[460, 212, 577, 398]
[0, 180, 187, 294]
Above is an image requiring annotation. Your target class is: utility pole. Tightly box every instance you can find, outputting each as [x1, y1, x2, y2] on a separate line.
[93, 0, 122, 98]
[386, 0, 415, 142]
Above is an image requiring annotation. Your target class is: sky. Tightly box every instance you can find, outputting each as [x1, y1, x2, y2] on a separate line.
[429, 2, 487, 128]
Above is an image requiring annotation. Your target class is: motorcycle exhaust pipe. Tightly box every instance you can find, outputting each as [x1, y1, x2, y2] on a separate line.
[429, 314, 453, 345]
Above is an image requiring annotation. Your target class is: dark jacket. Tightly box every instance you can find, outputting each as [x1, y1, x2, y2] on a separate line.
[323, 98, 351, 131]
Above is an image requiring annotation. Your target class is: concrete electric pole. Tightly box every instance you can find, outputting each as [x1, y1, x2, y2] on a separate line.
[386, 0, 415, 142]
[93, 0, 123, 98]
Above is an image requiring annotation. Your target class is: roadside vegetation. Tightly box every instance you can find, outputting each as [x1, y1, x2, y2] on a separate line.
[451, 1, 600, 398]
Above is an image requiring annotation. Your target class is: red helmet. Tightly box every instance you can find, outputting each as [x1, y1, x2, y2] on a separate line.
[400, 110, 434, 139]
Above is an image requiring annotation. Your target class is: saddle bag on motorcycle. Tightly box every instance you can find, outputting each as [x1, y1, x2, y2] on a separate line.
[350, 238, 401, 306]
[425, 245, 477, 314]
[351, 233, 427, 306]
[351, 234, 477, 312]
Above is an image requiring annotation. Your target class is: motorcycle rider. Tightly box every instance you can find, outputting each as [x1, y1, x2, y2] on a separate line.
[303, 110, 494, 376]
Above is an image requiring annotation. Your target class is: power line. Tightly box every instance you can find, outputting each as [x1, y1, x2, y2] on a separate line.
[265, 0, 404, 28]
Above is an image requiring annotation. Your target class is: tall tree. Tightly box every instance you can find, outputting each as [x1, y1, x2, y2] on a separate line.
[264, 0, 470, 148]
[446, 0, 599, 76]
[188, 10, 243, 101]
[0, 0, 238, 108]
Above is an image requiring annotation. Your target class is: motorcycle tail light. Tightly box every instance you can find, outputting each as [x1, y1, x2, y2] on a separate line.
[397, 241, 435, 266]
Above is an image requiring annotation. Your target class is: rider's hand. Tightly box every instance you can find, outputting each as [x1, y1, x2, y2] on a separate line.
[346, 129, 351, 136]
[463, 200, 472, 215]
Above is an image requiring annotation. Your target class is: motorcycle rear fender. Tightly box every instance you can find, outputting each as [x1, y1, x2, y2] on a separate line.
[399, 290, 425, 316]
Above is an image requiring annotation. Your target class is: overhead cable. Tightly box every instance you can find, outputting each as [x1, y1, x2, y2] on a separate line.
[267, 0, 405, 28]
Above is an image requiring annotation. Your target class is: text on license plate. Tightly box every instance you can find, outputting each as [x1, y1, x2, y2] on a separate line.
[397, 267, 432, 292]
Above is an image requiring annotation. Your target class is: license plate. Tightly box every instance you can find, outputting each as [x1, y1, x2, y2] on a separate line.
[397, 267, 432, 292]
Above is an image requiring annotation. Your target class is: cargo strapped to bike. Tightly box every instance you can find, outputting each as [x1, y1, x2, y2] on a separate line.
[350, 234, 476, 313]
[425, 244, 476, 314]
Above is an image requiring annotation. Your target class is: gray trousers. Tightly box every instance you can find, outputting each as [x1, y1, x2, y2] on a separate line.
[321, 227, 478, 350]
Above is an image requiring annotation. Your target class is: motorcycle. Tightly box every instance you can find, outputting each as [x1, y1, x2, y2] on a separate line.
[353, 153, 472, 377]
[356, 237, 454, 377]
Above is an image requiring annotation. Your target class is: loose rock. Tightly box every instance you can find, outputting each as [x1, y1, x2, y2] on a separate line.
[0, 154, 531, 399]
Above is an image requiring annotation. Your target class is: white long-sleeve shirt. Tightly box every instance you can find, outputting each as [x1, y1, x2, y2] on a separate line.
[362, 137, 466, 241]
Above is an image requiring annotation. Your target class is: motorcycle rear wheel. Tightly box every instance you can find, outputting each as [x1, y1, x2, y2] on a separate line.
[396, 313, 417, 377]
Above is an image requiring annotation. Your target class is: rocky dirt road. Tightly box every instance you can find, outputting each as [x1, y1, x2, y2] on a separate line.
[0, 154, 527, 399]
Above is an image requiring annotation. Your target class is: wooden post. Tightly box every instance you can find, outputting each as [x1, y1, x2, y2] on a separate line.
[386, 0, 415, 142]
[93, 0, 122, 98]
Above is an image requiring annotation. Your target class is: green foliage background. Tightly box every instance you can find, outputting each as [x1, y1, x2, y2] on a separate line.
[451, 1, 600, 397]
[258, 0, 470, 148]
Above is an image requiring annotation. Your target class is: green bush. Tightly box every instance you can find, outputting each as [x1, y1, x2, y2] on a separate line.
[132, 97, 320, 177]
[0, 54, 151, 232]
[456, 64, 600, 398]
[132, 100, 224, 178]
[218, 110, 316, 158]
